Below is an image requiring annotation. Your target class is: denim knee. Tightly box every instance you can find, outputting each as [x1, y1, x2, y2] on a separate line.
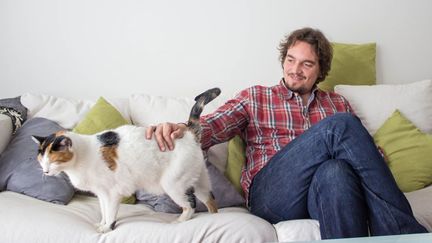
[325, 113, 361, 128]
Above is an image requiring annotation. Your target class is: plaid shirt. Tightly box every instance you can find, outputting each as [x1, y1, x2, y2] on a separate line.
[200, 80, 353, 203]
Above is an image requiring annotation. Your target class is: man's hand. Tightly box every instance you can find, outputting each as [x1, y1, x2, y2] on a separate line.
[145, 122, 187, 151]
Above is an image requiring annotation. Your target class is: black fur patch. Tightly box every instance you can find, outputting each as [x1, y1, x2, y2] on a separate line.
[97, 131, 120, 147]
[38, 134, 57, 155]
[110, 220, 116, 230]
[52, 136, 72, 151]
[37, 134, 70, 155]
[185, 187, 196, 209]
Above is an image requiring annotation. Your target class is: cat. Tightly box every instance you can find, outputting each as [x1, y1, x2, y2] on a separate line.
[32, 88, 221, 233]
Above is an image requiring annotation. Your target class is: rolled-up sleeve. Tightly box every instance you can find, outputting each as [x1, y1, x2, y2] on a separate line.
[200, 90, 250, 150]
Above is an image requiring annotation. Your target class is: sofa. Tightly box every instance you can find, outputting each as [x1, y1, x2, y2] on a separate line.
[1, 79, 432, 243]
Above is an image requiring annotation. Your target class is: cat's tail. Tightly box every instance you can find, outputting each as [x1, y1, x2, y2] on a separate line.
[187, 88, 221, 140]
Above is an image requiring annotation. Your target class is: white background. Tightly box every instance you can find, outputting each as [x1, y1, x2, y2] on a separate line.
[1, 0, 431, 99]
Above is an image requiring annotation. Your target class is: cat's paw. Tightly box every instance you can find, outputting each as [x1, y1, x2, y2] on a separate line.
[96, 221, 116, 233]
[96, 224, 113, 233]
[170, 219, 182, 224]
[94, 222, 103, 229]
[171, 215, 189, 224]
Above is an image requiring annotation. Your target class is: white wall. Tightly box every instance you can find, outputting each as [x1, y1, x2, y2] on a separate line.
[1, 0, 431, 99]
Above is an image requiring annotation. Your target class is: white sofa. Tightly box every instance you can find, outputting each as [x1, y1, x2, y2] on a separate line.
[1, 79, 432, 242]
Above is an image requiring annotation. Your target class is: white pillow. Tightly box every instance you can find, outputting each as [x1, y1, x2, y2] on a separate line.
[0, 114, 13, 154]
[21, 93, 131, 129]
[334, 79, 432, 135]
[405, 185, 432, 231]
[129, 93, 224, 126]
[129, 94, 195, 126]
[274, 219, 321, 242]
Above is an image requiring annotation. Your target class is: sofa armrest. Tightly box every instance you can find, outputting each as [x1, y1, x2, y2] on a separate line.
[0, 114, 13, 154]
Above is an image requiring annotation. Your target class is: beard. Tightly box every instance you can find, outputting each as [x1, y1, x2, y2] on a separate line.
[283, 76, 311, 95]
[288, 86, 309, 95]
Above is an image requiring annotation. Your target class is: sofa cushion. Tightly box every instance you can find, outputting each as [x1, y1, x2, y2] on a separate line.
[0, 191, 277, 243]
[274, 219, 321, 242]
[334, 79, 432, 135]
[374, 110, 432, 192]
[318, 42, 376, 91]
[0, 117, 75, 204]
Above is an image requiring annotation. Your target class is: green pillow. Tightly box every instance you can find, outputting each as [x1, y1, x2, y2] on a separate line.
[373, 110, 432, 192]
[225, 135, 246, 196]
[73, 97, 129, 135]
[318, 42, 376, 91]
[73, 97, 136, 204]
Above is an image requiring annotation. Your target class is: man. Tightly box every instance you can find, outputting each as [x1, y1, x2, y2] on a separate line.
[146, 27, 427, 239]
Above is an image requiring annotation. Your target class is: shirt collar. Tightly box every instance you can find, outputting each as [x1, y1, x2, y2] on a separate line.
[278, 78, 320, 101]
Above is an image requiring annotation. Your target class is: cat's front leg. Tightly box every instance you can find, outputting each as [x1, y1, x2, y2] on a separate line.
[96, 194, 121, 233]
[95, 196, 108, 229]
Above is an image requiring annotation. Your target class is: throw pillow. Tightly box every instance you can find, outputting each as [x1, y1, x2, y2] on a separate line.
[136, 160, 245, 213]
[73, 97, 129, 134]
[129, 92, 228, 171]
[0, 114, 13, 154]
[225, 135, 246, 195]
[334, 79, 432, 135]
[373, 110, 432, 192]
[21, 93, 131, 130]
[0, 117, 75, 204]
[72, 97, 135, 204]
[318, 42, 376, 92]
[0, 96, 28, 133]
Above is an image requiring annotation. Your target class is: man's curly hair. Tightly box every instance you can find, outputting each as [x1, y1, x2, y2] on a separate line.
[278, 27, 333, 83]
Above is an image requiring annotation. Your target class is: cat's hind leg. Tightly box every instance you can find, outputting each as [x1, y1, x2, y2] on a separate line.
[178, 187, 197, 222]
[162, 182, 196, 222]
[194, 168, 218, 214]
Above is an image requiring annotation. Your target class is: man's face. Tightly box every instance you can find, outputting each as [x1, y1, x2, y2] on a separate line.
[282, 41, 320, 96]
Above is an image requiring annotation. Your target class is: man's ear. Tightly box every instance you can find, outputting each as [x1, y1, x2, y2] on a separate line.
[32, 135, 45, 145]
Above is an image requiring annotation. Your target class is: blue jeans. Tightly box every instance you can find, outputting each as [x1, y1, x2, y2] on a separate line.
[249, 113, 427, 239]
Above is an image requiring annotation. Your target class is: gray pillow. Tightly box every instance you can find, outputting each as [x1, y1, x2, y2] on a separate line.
[136, 160, 245, 213]
[0, 117, 75, 204]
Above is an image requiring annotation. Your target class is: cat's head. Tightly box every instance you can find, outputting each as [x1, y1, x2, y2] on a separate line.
[32, 132, 74, 176]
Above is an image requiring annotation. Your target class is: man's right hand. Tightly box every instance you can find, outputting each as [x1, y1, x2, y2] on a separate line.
[145, 122, 187, 151]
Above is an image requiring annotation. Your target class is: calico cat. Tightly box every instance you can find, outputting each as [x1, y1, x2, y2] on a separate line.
[32, 88, 221, 233]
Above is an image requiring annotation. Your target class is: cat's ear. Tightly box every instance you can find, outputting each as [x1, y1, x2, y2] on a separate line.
[32, 135, 45, 145]
[53, 136, 73, 151]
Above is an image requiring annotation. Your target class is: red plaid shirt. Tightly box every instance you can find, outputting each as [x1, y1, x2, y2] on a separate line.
[200, 80, 353, 203]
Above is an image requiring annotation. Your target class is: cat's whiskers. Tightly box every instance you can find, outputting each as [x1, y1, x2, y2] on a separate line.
[37, 167, 47, 181]
[42, 172, 47, 181]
